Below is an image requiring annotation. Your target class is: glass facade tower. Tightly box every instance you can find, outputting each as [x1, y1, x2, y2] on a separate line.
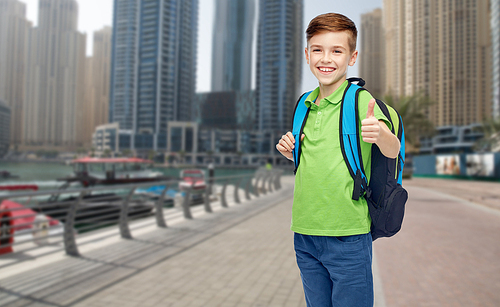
[211, 0, 255, 92]
[492, 0, 499, 119]
[110, 0, 198, 151]
[255, 0, 303, 132]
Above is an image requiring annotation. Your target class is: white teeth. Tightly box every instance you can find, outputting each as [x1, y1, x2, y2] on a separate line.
[319, 67, 334, 72]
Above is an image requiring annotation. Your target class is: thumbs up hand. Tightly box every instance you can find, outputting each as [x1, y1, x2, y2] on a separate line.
[361, 98, 380, 144]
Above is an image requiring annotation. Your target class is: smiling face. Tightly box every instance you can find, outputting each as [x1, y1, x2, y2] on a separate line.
[305, 31, 358, 96]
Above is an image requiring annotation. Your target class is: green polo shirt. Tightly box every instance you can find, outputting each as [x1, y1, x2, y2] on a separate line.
[291, 80, 391, 237]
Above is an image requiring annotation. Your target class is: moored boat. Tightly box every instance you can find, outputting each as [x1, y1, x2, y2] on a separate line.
[178, 169, 207, 205]
[59, 157, 171, 187]
[0, 185, 62, 254]
[0, 170, 19, 180]
[38, 157, 172, 223]
[179, 169, 207, 191]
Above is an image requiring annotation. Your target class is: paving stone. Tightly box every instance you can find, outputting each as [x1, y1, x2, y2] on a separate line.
[375, 181, 500, 307]
[6, 176, 477, 306]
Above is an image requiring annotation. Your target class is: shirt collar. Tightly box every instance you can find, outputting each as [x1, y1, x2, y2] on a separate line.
[304, 80, 349, 107]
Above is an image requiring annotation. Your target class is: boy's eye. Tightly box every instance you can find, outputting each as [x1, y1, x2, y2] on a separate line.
[333, 50, 342, 54]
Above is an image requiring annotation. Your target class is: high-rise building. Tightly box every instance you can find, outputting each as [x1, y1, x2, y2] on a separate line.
[211, 0, 255, 92]
[383, 0, 492, 127]
[359, 8, 384, 98]
[198, 90, 255, 130]
[109, 0, 198, 152]
[492, 0, 499, 119]
[23, 0, 86, 148]
[255, 0, 303, 132]
[0, 0, 31, 148]
[82, 56, 95, 147]
[382, 0, 406, 98]
[0, 99, 10, 157]
[82, 26, 112, 146]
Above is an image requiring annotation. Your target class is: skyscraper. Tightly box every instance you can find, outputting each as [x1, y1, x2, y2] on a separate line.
[0, 99, 10, 157]
[382, 0, 406, 98]
[256, 0, 303, 132]
[109, 0, 198, 151]
[359, 8, 384, 98]
[211, 0, 255, 92]
[383, 0, 492, 127]
[23, 0, 86, 148]
[492, 0, 499, 119]
[0, 0, 31, 148]
[82, 26, 112, 146]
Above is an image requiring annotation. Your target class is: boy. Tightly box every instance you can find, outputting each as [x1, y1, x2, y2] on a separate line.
[276, 13, 400, 307]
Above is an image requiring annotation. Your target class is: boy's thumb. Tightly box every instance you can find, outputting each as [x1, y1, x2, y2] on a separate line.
[301, 134, 305, 141]
[366, 99, 375, 118]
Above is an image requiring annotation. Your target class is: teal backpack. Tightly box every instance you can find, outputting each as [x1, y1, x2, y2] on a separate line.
[291, 78, 408, 240]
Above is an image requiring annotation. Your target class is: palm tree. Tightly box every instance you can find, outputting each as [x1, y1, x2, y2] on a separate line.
[122, 149, 132, 157]
[102, 149, 112, 158]
[382, 92, 435, 152]
[474, 119, 500, 152]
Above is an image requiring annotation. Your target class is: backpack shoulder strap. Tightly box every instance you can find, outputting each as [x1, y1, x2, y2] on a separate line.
[388, 107, 406, 184]
[292, 91, 312, 173]
[375, 99, 395, 134]
[377, 102, 406, 185]
[339, 82, 368, 200]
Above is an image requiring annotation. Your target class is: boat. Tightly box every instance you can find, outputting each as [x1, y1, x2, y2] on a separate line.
[0, 185, 62, 254]
[179, 169, 207, 191]
[0, 184, 38, 192]
[37, 157, 173, 223]
[0, 170, 19, 180]
[37, 192, 155, 224]
[59, 157, 171, 187]
[135, 185, 176, 208]
[178, 169, 207, 205]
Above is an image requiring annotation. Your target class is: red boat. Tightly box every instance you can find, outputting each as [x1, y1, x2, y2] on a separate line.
[179, 169, 207, 191]
[0, 185, 60, 255]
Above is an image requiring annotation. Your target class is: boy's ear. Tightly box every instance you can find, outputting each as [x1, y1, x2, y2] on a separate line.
[304, 47, 309, 64]
[349, 50, 358, 66]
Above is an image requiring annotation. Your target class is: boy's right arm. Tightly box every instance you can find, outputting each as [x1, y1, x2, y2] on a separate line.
[276, 132, 305, 161]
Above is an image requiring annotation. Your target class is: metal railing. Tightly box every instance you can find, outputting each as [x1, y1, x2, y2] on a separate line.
[0, 169, 283, 261]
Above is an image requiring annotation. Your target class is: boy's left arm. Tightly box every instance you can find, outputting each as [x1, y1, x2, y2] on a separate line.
[361, 98, 400, 159]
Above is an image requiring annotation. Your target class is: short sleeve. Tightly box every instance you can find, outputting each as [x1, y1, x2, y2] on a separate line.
[357, 90, 392, 132]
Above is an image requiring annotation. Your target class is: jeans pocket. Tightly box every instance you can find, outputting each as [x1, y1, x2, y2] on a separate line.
[335, 234, 366, 256]
[335, 234, 364, 243]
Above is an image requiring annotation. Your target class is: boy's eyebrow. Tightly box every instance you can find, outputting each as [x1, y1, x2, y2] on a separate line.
[309, 44, 347, 50]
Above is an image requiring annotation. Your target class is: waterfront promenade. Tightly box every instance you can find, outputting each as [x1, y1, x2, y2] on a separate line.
[1, 176, 499, 306]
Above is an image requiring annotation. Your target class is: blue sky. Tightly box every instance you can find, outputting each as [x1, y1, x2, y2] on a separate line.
[19, 0, 383, 93]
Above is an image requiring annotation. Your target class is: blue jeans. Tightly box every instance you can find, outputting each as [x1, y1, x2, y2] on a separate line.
[294, 233, 373, 307]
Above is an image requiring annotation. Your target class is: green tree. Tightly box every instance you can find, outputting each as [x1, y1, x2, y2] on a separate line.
[383, 92, 435, 152]
[178, 150, 186, 163]
[102, 149, 112, 158]
[474, 119, 500, 152]
[122, 149, 132, 157]
[168, 153, 176, 164]
[147, 150, 156, 161]
[76, 147, 87, 155]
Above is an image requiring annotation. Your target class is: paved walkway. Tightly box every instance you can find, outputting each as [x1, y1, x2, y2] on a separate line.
[72, 182, 305, 307]
[0, 177, 307, 307]
[1, 176, 499, 306]
[404, 177, 500, 211]
[375, 178, 500, 307]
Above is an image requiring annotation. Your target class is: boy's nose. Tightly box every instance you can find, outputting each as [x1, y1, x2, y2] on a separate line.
[321, 53, 332, 63]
